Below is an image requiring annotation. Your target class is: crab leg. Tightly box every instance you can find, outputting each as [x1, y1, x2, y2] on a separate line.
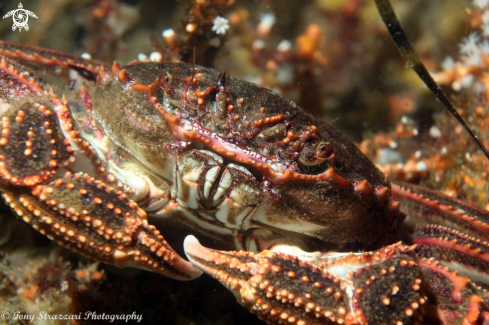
[184, 236, 427, 325]
[0, 47, 202, 280]
[0, 100, 74, 186]
[392, 182, 489, 241]
[185, 235, 489, 325]
[0, 41, 112, 94]
[1, 173, 201, 280]
[417, 257, 488, 325]
[0, 40, 109, 78]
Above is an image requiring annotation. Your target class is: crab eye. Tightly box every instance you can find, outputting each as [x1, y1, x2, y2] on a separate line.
[159, 72, 173, 90]
[316, 142, 333, 159]
[298, 141, 333, 167]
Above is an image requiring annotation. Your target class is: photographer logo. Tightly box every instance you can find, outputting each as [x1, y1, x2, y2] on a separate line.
[2, 3, 38, 32]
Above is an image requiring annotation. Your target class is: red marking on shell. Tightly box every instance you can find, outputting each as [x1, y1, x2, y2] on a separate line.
[117, 69, 130, 83]
[254, 114, 284, 127]
[132, 80, 158, 93]
[112, 61, 122, 76]
[136, 72, 365, 194]
[286, 131, 300, 141]
[388, 201, 400, 218]
[195, 85, 217, 99]
[375, 187, 389, 201]
[324, 168, 350, 188]
[465, 295, 485, 324]
[355, 180, 372, 195]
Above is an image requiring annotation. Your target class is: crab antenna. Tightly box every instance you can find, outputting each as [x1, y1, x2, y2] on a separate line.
[374, 0, 489, 162]
[191, 47, 196, 81]
[316, 117, 340, 132]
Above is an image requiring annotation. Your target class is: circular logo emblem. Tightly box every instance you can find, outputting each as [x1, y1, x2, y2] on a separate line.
[12, 9, 29, 31]
[2, 3, 38, 32]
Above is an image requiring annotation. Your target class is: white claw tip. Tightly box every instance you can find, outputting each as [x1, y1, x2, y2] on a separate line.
[184, 235, 201, 262]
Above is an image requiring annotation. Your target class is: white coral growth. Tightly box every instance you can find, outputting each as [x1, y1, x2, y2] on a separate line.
[483, 23, 489, 37]
[257, 12, 276, 36]
[459, 32, 484, 67]
[459, 32, 480, 55]
[212, 16, 230, 35]
[474, 0, 489, 9]
[441, 56, 456, 70]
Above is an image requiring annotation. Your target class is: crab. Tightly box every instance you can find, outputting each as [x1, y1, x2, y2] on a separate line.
[1, 4, 489, 325]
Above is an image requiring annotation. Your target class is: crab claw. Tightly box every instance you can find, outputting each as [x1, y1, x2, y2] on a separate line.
[185, 236, 427, 325]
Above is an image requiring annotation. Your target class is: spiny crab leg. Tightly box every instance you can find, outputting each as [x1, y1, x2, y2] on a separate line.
[185, 235, 489, 325]
[0, 56, 103, 182]
[0, 47, 202, 280]
[392, 182, 489, 241]
[415, 257, 489, 325]
[184, 181, 489, 324]
[184, 236, 427, 325]
[1, 173, 201, 280]
[0, 40, 110, 79]
[414, 225, 489, 287]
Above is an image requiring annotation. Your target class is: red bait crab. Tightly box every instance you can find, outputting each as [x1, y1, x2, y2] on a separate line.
[1, 1, 489, 325]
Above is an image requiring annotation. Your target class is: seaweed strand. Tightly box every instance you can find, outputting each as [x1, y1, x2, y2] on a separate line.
[374, 0, 489, 162]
